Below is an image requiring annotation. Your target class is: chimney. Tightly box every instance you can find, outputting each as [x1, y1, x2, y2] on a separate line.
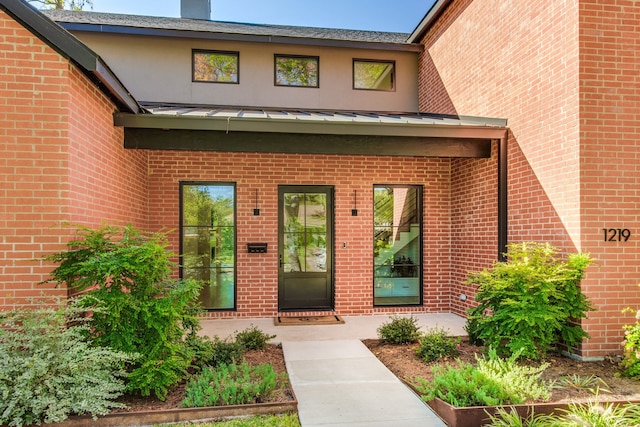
[181, 0, 211, 20]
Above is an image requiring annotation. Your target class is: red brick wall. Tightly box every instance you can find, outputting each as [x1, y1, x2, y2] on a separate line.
[0, 10, 71, 307]
[147, 151, 452, 317]
[67, 64, 148, 229]
[578, 0, 640, 356]
[0, 10, 148, 308]
[419, 0, 640, 357]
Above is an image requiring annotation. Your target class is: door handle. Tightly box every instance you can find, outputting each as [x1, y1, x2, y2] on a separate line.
[279, 254, 284, 268]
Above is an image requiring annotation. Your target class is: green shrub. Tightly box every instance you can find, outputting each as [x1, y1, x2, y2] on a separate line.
[209, 336, 247, 367]
[414, 362, 515, 407]
[465, 242, 594, 359]
[236, 325, 276, 351]
[620, 303, 640, 379]
[415, 326, 461, 362]
[0, 303, 136, 427]
[42, 224, 204, 400]
[414, 348, 551, 408]
[377, 315, 421, 344]
[182, 361, 278, 407]
[476, 348, 551, 402]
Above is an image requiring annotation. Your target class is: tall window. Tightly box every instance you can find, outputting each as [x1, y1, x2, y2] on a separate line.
[181, 183, 236, 310]
[193, 50, 239, 83]
[274, 55, 319, 87]
[373, 185, 422, 306]
[353, 59, 395, 91]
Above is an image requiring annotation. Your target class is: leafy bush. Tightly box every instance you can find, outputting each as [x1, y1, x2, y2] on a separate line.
[476, 348, 551, 402]
[236, 324, 276, 351]
[465, 242, 594, 359]
[42, 224, 204, 400]
[620, 303, 640, 379]
[182, 361, 278, 407]
[209, 336, 247, 367]
[414, 348, 551, 408]
[0, 303, 136, 427]
[377, 315, 421, 344]
[415, 326, 461, 362]
[415, 362, 515, 407]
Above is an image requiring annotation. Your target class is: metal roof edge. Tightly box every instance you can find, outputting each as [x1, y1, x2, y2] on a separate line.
[57, 22, 422, 52]
[407, 0, 452, 43]
[114, 111, 508, 140]
[0, 0, 141, 113]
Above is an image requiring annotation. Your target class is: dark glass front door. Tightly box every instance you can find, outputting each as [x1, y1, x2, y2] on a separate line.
[278, 186, 333, 311]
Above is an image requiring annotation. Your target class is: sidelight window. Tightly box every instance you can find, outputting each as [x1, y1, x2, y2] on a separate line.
[373, 185, 422, 306]
[180, 183, 236, 310]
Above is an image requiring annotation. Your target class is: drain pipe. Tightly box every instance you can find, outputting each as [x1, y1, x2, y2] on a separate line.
[497, 131, 508, 261]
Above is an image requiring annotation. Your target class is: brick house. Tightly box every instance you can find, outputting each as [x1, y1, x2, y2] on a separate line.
[1, 0, 637, 359]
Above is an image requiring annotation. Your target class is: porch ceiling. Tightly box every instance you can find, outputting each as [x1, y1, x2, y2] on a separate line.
[114, 105, 507, 157]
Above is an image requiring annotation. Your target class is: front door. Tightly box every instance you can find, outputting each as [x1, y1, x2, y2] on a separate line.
[278, 186, 333, 311]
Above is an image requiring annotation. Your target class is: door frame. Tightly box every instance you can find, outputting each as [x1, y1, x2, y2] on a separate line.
[277, 185, 335, 311]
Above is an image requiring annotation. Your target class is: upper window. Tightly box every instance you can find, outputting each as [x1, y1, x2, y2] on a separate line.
[193, 50, 239, 83]
[274, 55, 319, 87]
[353, 59, 395, 91]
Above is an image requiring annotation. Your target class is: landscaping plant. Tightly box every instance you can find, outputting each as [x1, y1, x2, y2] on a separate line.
[487, 401, 640, 426]
[415, 326, 460, 362]
[620, 300, 640, 379]
[465, 242, 594, 359]
[235, 324, 276, 351]
[182, 361, 278, 407]
[42, 224, 206, 400]
[0, 303, 135, 427]
[414, 347, 552, 407]
[376, 315, 421, 344]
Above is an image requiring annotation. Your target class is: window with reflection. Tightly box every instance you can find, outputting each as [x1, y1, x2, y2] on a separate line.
[193, 50, 239, 83]
[282, 192, 327, 272]
[274, 55, 319, 87]
[181, 183, 236, 310]
[353, 59, 395, 91]
[373, 185, 422, 306]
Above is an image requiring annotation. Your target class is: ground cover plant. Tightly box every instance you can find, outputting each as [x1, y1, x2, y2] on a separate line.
[465, 242, 594, 360]
[182, 361, 278, 407]
[413, 348, 552, 407]
[0, 302, 135, 427]
[487, 401, 640, 426]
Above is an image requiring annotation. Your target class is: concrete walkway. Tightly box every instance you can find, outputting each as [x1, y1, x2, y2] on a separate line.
[200, 314, 466, 426]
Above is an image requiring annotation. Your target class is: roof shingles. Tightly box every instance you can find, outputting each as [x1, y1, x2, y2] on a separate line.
[43, 9, 411, 44]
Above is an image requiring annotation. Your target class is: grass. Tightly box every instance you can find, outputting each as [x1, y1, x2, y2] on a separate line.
[164, 413, 300, 426]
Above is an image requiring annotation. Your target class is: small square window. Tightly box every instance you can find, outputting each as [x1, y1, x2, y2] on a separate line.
[274, 55, 319, 87]
[353, 59, 395, 91]
[193, 50, 239, 83]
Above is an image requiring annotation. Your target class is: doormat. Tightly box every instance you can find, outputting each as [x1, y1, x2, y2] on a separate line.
[274, 315, 345, 326]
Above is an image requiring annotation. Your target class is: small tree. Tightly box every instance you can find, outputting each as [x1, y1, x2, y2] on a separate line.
[28, 0, 92, 10]
[43, 224, 204, 400]
[465, 242, 594, 359]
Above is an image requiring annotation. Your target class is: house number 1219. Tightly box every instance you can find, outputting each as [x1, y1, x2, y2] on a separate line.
[603, 228, 631, 242]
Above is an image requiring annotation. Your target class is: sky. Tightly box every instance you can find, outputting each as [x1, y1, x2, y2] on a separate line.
[87, 0, 436, 33]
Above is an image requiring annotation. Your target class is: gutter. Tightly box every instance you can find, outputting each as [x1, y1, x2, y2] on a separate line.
[407, 0, 452, 43]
